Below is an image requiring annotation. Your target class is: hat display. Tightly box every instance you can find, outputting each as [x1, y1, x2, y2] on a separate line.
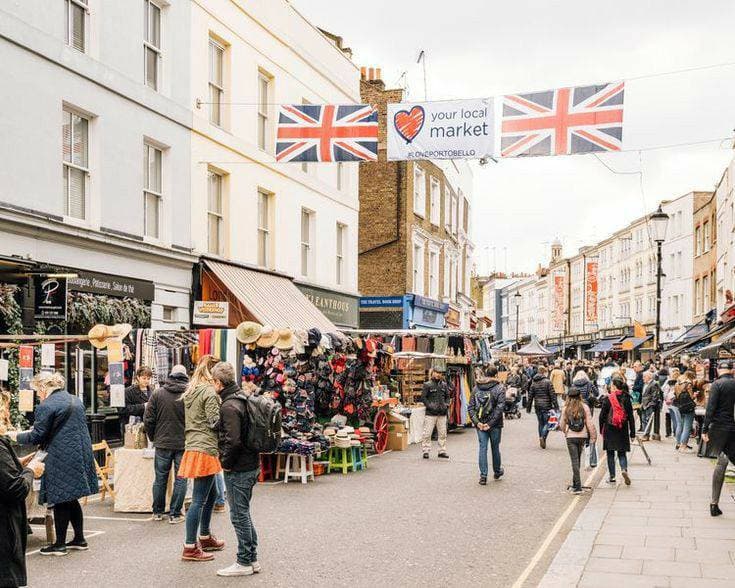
[256, 325, 279, 348]
[275, 329, 296, 350]
[87, 323, 133, 349]
[236, 321, 262, 344]
[320, 334, 332, 350]
[307, 328, 322, 348]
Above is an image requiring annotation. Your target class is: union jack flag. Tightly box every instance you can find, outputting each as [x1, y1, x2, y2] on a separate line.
[276, 104, 378, 162]
[501, 82, 624, 157]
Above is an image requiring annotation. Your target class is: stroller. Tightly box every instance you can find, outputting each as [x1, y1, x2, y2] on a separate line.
[504, 385, 522, 419]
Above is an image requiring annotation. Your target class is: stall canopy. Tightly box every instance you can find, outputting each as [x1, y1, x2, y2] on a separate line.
[517, 336, 553, 356]
[696, 326, 735, 359]
[617, 335, 653, 351]
[546, 344, 561, 354]
[585, 338, 620, 354]
[203, 260, 336, 332]
[660, 321, 732, 360]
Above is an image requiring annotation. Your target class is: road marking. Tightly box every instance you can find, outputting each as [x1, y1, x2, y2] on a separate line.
[511, 465, 602, 588]
[26, 530, 105, 556]
[84, 515, 152, 522]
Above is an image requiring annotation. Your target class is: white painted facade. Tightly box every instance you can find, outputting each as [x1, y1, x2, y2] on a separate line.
[0, 0, 195, 328]
[661, 193, 695, 343]
[190, 0, 360, 297]
[716, 158, 735, 314]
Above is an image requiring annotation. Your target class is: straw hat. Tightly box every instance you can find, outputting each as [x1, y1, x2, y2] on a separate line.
[87, 323, 133, 349]
[236, 321, 262, 344]
[256, 325, 279, 348]
[274, 329, 296, 350]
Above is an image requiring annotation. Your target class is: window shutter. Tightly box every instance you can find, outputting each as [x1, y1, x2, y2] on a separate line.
[67, 166, 85, 218]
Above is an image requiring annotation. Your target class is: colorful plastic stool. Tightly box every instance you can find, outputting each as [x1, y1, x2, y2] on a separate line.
[352, 445, 366, 471]
[327, 446, 354, 474]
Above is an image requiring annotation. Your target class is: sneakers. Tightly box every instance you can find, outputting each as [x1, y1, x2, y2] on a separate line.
[437, 453, 450, 459]
[607, 478, 616, 484]
[182, 543, 214, 562]
[213, 504, 226, 513]
[422, 452, 429, 459]
[493, 468, 504, 480]
[40, 545, 68, 557]
[479, 476, 487, 485]
[199, 535, 225, 552]
[151, 514, 164, 521]
[217, 562, 254, 577]
[622, 471, 631, 486]
[539, 437, 546, 449]
[711, 503, 723, 517]
[65, 539, 89, 551]
[169, 515, 185, 525]
[252, 561, 262, 574]
[571, 488, 584, 495]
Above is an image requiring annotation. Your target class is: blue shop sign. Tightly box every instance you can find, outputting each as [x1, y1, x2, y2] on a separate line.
[411, 294, 449, 313]
[359, 296, 404, 308]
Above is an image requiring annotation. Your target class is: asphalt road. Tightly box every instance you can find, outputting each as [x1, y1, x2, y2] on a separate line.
[26, 413, 596, 587]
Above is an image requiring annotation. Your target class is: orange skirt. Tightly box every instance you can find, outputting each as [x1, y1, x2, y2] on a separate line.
[178, 450, 222, 479]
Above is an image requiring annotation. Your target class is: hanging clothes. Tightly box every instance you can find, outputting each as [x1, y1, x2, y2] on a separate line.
[402, 336, 416, 351]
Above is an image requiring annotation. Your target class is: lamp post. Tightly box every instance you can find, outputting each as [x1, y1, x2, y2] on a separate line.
[514, 291, 522, 351]
[649, 204, 669, 440]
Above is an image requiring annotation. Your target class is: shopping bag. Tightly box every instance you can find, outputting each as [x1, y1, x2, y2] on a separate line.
[697, 437, 718, 459]
[547, 410, 559, 431]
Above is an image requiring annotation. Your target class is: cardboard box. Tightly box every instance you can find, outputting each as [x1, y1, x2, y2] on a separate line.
[388, 423, 407, 434]
[387, 431, 408, 451]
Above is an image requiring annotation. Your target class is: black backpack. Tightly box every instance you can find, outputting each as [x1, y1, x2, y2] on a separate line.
[568, 411, 586, 433]
[233, 393, 282, 453]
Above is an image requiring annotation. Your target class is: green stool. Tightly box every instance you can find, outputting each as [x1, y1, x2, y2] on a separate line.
[352, 446, 366, 471]
[362, 444, 369, 469]
[327, 446, 354, 474]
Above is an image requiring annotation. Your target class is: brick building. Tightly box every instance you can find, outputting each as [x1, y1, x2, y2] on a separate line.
[693, 191, 717, 323]
[358, 69, 475, 329]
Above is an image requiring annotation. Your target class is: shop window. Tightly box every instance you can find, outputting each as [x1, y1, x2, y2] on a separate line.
[62, 107, 89, 220]
[413, 166, 426, 218]
[207, 170, 224, 255]
[144, 0, 162, 91]
[336, 223, 346, 285]
[66, 0, 87, 52]
[300, 208, 314, 277]
[257, 189, 273, 268]
[144, 143, 162, 239]
[258, 70, 272, 151]
[208, 38, 225, 126]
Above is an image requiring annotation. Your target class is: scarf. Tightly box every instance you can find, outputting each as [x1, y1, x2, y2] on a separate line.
[609, 390, 625, 428]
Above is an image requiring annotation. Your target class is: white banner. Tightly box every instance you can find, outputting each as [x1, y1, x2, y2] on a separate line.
[387, 99, 494, 161]
[193, 300, 230, 326]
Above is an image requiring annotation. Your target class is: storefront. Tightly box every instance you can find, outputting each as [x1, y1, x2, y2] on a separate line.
[358, 294, 449, 330]
[358, 296, 404, 329]
[295, 282, 360, 329]
[408, 295, 449, 330]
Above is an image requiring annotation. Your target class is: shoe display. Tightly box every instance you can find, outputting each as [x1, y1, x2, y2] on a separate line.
[217, 562, 254, 577]
[65, 539, 89, 551]
[199, 535, 226, 552]
[40, 545, 68, 556]
[182, 543, 214, 562]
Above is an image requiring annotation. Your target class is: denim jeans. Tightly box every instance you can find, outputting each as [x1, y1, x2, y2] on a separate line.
[677, 411, 695, 446]
[224, 469, 259, 566]
[566, 438, 586, 490]
[185, 474, 216, 545]
[476, 428, 502, 477]
[668, 406, 681, 438]
[152, 449, 186, 517]
[606, 450, 628, 480]
[214, 471, 226, 506]
[536, 410, 550, 439]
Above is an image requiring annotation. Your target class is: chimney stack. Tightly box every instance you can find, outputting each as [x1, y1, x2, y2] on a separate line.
[360, 66, 383, 82]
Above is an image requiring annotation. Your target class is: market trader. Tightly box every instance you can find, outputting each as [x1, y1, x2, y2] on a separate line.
[702, 360, 735, 517]
[420, 368, 451, 460]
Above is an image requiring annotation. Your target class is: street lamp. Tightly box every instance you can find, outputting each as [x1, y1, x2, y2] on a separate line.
[649, 205, 669, 353]
[514, 291, 522, 350]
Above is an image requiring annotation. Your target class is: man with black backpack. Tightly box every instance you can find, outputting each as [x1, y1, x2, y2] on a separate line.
[213, 362, 261, 578]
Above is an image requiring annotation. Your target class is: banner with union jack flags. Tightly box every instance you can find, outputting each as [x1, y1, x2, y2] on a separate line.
[276, 104, 378, 162]
[500, 82, 624, 157]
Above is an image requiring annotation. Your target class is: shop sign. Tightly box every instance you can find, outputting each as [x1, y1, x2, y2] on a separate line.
[602, 327, 627, 338]
[193, 300, 230, 326]
[296, 284, 359, 328]
[412, 295, 449, 313]
[68, 270, 155, 301]
[34, 277, 67, 320]
[446, 307, 461, 327]
[359, 296, 404, 308]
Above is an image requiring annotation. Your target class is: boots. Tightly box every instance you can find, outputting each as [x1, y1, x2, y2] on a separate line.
[539, 437, 546, 449]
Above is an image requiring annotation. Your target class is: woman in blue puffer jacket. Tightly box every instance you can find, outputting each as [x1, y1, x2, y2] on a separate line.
[11, 372, 98, 556]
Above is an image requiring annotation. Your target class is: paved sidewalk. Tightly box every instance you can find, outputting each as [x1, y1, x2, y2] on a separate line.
[539, 438, 735, 588]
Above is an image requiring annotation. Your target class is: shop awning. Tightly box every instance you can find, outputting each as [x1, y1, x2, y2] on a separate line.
[585, 338, 619, 353]
[203, 260, 336, 332]
[660, 321, 733, 360]
[697, 326, 735, 360]
[617, 335, 652, 351]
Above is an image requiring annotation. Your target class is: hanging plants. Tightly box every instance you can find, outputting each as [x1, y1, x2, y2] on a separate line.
[66, 292, 151, 333]
[0, 284, 26, 427]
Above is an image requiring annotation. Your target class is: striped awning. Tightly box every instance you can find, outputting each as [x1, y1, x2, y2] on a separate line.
[204, 260, 336, 332]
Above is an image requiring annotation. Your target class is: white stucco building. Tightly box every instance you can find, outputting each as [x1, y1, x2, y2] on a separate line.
[190, 1, 361, 327]
[0, 0, 195, 329]
[716, 157, 735, 314]
[661, 193, 695, 343]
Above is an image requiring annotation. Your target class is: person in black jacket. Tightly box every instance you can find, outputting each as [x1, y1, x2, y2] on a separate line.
[702, 360, 735, 517]
[0, 427, 45, 587]
[144, 365, 188, 523]
[526, 366, 559, 449]
[121, 366, 153, 431]
[599, 376, 636, 485]
[213, 362, 261, 577]
[468, 366, 506, 485]
[420, 369, 451, 460]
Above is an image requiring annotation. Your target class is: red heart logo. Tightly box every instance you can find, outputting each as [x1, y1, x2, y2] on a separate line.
[394, 105, 425, 144]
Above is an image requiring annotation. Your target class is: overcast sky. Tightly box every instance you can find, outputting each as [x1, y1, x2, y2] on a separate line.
[293, 0, 735, 272]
